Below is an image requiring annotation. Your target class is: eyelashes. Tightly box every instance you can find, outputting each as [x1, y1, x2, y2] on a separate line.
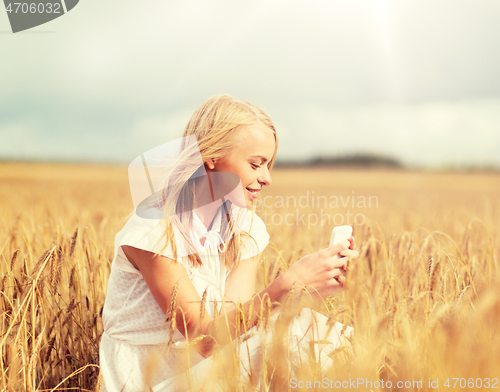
[251, 163, 261, 169]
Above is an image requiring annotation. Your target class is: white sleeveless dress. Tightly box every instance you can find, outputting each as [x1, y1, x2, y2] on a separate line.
[99, 205, 352, 391]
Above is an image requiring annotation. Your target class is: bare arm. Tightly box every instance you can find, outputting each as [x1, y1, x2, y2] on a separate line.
[223, 252, 262, 312]
[122, 238, 357, 358]
[122, 245, 287, 358]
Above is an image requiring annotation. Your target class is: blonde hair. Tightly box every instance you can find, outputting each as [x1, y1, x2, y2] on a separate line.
[155, 94, 278, 269]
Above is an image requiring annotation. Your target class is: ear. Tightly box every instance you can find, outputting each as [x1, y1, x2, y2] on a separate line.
[205, 159, 216, 170]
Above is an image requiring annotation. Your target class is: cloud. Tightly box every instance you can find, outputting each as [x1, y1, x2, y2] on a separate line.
[130, 110, 194, 148]
[1, 0, 500, 166]
[281, 99, 500, 167]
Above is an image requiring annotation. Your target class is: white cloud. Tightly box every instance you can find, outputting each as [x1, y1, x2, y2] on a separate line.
[1, 0, 500, 167]
[281, 99, 500, 167]
[130, 110, 194, 149]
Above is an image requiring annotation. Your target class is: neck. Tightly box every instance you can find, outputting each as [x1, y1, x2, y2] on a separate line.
[193, 172, 223, 231]
[193, 201, 222, 231]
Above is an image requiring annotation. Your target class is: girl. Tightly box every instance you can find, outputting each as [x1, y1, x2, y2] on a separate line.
[99, 95, 359, 391]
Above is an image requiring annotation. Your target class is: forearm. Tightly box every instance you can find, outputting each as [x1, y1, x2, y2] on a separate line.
[189, 241, 357, 357]
[195, 273, 290, 357]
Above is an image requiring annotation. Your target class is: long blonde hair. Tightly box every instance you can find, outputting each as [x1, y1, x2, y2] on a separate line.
[156, 94, 278, 269]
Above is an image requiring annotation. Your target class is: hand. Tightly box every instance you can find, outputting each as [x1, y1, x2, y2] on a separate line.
[280, 236, 359, 302]
[338, 235, 357, 275]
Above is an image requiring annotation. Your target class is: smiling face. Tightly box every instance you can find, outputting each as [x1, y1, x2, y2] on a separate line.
[205, 122, 276, 208]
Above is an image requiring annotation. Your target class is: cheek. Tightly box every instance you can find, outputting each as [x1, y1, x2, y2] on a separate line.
[242, 170, 257, 185]
[215, 157, 252, 184]
[228, 165, 250, 182]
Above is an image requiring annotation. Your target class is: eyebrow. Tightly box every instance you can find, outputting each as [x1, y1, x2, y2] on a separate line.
[250, 155, 269, 163]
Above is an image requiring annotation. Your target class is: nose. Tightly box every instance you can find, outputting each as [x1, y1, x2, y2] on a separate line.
[258, 166, 272, 187]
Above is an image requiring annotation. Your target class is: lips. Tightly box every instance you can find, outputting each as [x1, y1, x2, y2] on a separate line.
[246, 188, 260, 200]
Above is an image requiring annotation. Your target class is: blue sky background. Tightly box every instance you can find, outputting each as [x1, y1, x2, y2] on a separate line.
[1, 0, 500, 169]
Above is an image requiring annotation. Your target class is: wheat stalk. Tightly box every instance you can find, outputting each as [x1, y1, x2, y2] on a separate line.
[27, 327, 45, 377]
[69, 227, 78, 257]
[10, 249, 20, 271]
[168, 282, 179, 344]
[200, 288, 207, 323]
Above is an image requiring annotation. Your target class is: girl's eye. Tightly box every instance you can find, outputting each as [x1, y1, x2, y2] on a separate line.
[251, 163, 261, 169]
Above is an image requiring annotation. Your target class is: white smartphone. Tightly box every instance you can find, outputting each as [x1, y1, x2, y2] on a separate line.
[329, 225, 353, 259]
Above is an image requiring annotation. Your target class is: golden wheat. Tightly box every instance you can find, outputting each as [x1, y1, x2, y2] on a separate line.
[1, 163, 499, 391]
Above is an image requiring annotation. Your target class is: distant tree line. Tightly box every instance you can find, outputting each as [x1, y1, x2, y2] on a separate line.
[275, 153, 404, 168]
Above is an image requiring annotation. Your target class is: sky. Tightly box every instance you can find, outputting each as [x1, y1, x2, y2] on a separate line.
[1, 0, 499, 169]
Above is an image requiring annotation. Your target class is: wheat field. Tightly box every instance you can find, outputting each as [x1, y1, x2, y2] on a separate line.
[1, 162, 499, 391]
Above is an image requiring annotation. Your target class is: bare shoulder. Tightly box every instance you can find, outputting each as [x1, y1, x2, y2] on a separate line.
[121, 245, 191, 314]
[122, 245, 179, 270]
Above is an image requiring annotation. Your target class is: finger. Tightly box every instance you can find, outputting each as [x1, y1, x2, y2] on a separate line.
[333, 274, 345, 287]
[337, 274, 346, 284]
[331, 267, 345, 278]
[342, 261, 349, 272]
[325, 240, 351, 257]
[348, 236, 356, 250]
[330, 256, 349, 269]
[339, 249, 359, 259]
